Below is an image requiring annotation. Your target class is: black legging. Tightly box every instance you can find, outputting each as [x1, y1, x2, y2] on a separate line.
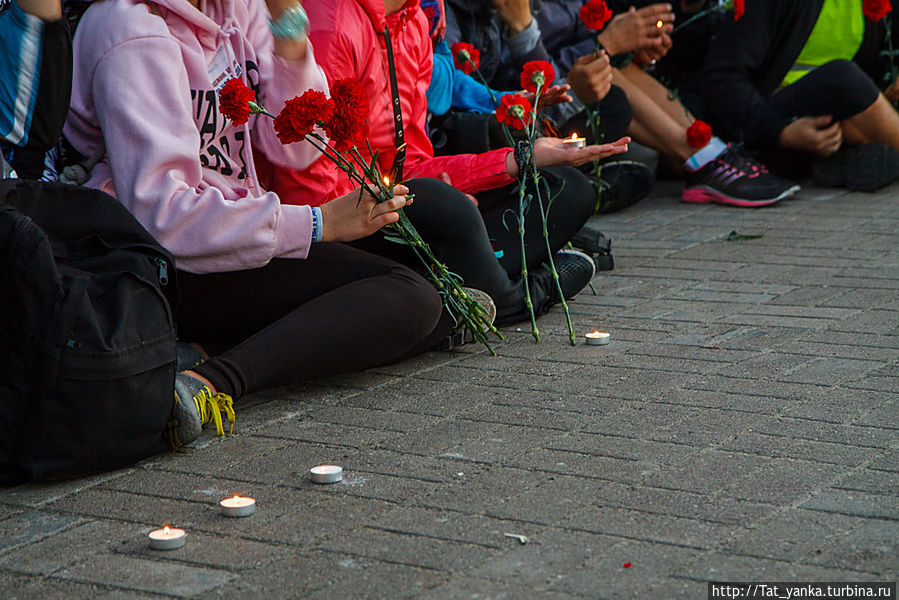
[177, 244, 449, 400]
[765, 59, 881, 176]
[351, 171, 593, 326]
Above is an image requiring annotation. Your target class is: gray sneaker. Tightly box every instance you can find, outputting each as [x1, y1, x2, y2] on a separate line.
[167, 373, 235, 449]
[438, 287, 497, 350]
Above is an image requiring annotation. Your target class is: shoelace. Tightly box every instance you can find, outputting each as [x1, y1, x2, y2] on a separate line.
[719, 145, 769, 177]
[193, 388, 236, 436]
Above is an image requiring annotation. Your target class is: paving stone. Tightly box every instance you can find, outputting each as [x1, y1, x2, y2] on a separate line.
[0, 511, 81, 553]
[560, 503, 742, 550]
[645, 450, 776, 495]
[801, 489, 899, 520]
[0, 519, 132, 575]
[55, 553, 233, 597]
[551, 540, 705, 599]
[835, 469, 899, 496]
[720, 433, 875, 466]
[722, 509, 861, 563]
[808, 519, 899, 575]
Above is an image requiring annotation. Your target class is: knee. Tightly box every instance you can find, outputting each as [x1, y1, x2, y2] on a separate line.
[404, 177, 486, 244]
[599, 85, 633, 140]
[386, 262, 443, 340]
[816, 60, 879, 115]
[541, 166, 594, 223]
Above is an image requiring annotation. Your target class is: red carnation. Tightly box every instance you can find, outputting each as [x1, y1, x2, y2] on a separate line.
[274, 90, 333, 145]
[496, 93, 534, 131]
[451, 42, 480, 75]
[324, 79, 370, 151]
[686, 120, 713, 149]
[520, 60, 556, 94]
[863, 0, 891, 21]
[579, 0, 613, 30]
[733, 0, 744, 21]
[218, 78, 256, 126]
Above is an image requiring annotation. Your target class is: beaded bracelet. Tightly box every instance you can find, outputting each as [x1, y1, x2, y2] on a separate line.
[311, 206, 323, 242]
[269, 3, 309, 41]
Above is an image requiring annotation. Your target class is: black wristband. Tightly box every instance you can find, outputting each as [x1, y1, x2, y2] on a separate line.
[514, 140, 530, 177]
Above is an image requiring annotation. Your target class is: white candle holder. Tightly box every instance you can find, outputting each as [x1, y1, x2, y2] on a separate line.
[562, 134, 586, 149]
[148, 526, 186, 550]
[310, 465, 343, 484]
[585, 331, 610, 346]
[220, 495, 256, 517]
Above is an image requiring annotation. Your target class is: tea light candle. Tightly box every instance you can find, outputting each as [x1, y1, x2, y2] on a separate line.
[310, 464, 343, 484]
[148, 526, 186, 550]
[585, 330, 610, 346]
[219, 495, 256, 518]
[562, 133, 586, 148]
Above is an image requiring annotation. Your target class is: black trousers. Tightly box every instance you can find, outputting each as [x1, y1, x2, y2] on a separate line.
[351, 172, 593, 326]
[765, 59, 881, 177]
[177, 244, 448, 400]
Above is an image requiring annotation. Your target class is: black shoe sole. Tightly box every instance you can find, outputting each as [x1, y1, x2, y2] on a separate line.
[812, 144, 899, 192]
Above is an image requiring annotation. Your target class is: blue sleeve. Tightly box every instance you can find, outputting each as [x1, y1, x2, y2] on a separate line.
[429, 41, 509, 115]
[0, 2, 44, 146]
[450, 70, 507, 113]
[427, 42, 455, 116]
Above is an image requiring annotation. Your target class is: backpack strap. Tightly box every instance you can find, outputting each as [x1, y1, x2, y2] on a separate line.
[383, 25, 406, 182]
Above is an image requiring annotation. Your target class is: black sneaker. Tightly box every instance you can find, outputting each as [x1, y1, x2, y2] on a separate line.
[551, 248, 596, 300]
[683, 145, 800, 207]
[811, 143, 899, 191]
[595, 160, 655, 214]
[570, 224, 614, 272]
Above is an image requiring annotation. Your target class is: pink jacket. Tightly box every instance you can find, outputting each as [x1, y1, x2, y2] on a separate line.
[64, 0, 328, 273]
[266, 0, 515, 206]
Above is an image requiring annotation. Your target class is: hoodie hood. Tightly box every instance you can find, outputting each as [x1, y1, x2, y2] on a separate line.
[150, 0, 234, 50]
[356, 0, 421, 33]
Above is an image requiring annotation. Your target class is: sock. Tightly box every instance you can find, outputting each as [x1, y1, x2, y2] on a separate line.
[685, 137, 728, 171]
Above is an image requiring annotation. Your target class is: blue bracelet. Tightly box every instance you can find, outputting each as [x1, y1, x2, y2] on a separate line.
[269, 3, 309, 41]
[311, 206, 322, 242]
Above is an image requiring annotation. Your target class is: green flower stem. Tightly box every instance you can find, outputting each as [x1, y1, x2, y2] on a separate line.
[468, 66, 517, 148]
[304, 133, 500, 354]
[536, 175, 576, 345]
[670, 2, 729, 35]
[518, 183, 539, 343]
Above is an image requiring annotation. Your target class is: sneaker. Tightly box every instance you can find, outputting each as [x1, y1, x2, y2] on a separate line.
[167, 372, 236, 449]
[551, 248, 596, 300]
[811, 143, 899, 191]
[438, 287, 497, 350]
[176, 341, 207, 372]
[594, 160, 655, 214]
[683, 145, 800, 207]
[570, 224, 614, 272]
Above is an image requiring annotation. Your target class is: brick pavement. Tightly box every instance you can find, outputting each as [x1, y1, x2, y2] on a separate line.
[1, 183, 897, 599]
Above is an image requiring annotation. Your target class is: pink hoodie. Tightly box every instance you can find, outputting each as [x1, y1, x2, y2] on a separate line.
[262, 0, 515, 207]
[64, 0, 329, 273]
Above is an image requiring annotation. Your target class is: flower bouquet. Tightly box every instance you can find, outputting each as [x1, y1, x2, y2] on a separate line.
[218, 78, 502, 353]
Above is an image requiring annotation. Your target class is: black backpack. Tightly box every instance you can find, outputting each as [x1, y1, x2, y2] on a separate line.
[0, 179, 178, 484]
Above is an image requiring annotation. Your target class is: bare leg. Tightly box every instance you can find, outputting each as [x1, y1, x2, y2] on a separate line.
[613, 67, 695, 161]
[840, 93, 899, 150]
[619, 62, 695, 129]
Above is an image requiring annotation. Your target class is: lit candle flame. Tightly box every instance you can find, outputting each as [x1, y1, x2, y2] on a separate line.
[232, 495, 241, 501]
[591, 330, 601, 335]
[570, 133, 578, 141]
[656, 20, 663, 28]
[383, 176, 390, 186]
[163, 526, 170, 533]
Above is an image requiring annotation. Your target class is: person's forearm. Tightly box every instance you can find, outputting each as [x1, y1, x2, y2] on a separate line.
[16, 0, 62, 21]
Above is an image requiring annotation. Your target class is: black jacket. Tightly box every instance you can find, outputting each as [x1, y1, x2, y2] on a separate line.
[702, 0, 887, 148]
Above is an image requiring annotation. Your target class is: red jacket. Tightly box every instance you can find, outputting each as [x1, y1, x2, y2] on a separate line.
[267, 0, 514, 206]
